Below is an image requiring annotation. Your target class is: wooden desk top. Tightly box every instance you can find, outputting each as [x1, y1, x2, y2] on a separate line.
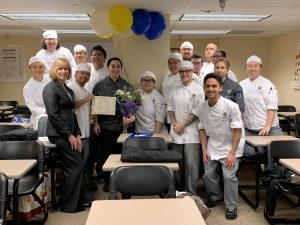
[0, 122, 33, 129]
[279, 159, 300, 175]
[102, 154, 179, 171]
[245, 135, 299, 147]
[278, 112, 300, 117]
[86, 198, 205, 225]
[117, 132, 172, 143]
[0, 106, 13, 110]
[0, 160, 37, 178]
[38, 136, 56, 148]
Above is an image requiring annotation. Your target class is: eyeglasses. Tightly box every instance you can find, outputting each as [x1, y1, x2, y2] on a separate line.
[141, 79, 154, 83]
[192, 62, 201, 65]
[212, 55, 223, 58]
[179, 69, 193, 75]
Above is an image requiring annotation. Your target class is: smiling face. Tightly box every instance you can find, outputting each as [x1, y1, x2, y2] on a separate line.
[91, 50, 105, 69]
[44, 38, 58, 52]
[75, 71, 90, 87]
[214, 61, 229, 81]
[74, 50, 88, 64]
[191, 57, 202, 75]
[168, 59, 181, 75]
[108, 60, 122, 81]
[179, 67, 193, 86]
[141, 75, 155, 94]
[29, 62, 45, 81]
[246, 61, 262, 81]
[204, 77, 222, 103]
[180, 47, 193, 60]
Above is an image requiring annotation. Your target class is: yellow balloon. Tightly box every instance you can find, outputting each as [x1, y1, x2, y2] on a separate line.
[96, 32, 113, 39]
[90, 9, 114, 37]
[109, 5, 133, 32]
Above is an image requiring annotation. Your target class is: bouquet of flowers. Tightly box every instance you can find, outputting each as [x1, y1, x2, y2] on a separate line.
[114, 87, 142, 117]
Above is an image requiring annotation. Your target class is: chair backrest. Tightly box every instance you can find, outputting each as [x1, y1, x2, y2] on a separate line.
[122, 137, 167, 152]
[0, 141, 45, 176]
[0, 172, 8, 225]
[267, 140, 300, 164]
[37, 116, 48, 137]
[0, 101, 19, 108]
[0, 124, 23, 134]
[278, 105, 296, 112]
[108, 166, 176, 199]
[294, 113, 300, 138]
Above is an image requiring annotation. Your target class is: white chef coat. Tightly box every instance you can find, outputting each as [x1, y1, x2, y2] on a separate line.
[167, 81, 205, 144]
[85, 65, 108, 94]
[67, 81, 91, 138]
[239, 75, 279, 131]
[36, 47, 76, 74]
[192, 73, 205, 87]
[197, 96, 245, 160]
[135, 89, 167, 133]
[23, 74, 50, 130]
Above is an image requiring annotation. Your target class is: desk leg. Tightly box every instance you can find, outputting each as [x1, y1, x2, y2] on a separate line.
[50, 149, 57, 210]
[13, 179, 20, 225]
[238, 146, 260, 209]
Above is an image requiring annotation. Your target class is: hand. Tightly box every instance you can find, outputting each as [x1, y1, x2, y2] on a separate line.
[76, 135, 82, 153]
[259, 126, 271, 136]
[225, 152, 236, 168]
[87, 94, 94, 101]
[202, 150, 210, 166]
[68, 135, 80, 151]
[172, 122, 184, 134]
[123, 115, 135, 125]
[94, 123, 100, 135]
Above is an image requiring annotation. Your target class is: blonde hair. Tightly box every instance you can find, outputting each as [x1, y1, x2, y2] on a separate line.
[49, 58, 72, 80]
[214, 58, 230, 70]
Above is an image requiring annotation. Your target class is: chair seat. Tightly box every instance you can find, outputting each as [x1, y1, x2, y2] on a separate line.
[8, 174, 41, 195]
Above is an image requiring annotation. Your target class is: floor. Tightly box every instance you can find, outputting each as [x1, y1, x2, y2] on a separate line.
[43, 176, 300, 225]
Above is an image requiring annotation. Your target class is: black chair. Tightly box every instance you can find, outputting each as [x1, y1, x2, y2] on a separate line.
[264, 140, 300, 224]
[294, 113, 300, 138]
[0, 141, 48, 224]
[108, 166, 176, 199]
[278, 105, 296, 134]
[38, 116, 61, 210]
[12, 105, 31, 116]
[0, 172, 8, 225]
[0, 124, 23, 134]
[122, 136, 168, 151]
[0, 101, 19, 122]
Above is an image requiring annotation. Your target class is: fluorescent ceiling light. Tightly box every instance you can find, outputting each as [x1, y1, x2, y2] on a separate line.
[171, 30, 232, 35]
[42, 30, 95, 34]
[0, 14, 89, 21]
[180, 14, 270, 22]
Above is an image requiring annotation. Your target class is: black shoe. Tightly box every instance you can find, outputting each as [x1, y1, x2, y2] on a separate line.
[226, 208, 237, 219]
[102, 183, 109, 192]
[60, 206, 85, 213]
[205, 198, 224, 208]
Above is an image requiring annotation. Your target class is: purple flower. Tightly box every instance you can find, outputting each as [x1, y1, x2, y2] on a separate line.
[119, 100, 139, 117]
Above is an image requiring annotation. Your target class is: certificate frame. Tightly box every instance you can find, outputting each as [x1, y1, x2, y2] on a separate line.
[91, 96, 116, 115]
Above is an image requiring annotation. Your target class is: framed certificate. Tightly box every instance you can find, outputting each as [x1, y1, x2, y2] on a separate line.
[91, 96, 116, 115]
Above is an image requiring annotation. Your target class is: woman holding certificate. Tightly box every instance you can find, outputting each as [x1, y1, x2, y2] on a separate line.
[43, 58, 89, 213]
[92, 57, 135, 191]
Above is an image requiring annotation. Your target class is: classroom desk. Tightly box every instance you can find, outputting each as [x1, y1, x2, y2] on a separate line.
[279, 159, 300, 175]
[0, 159, 37, 225]
[86, 198, 206, 225]
[102, 154, 179, 171]
[239, 135, 299, 209]
[278, 112, 299, 135]
[0, 122, 33, 129]
[117, 132, 172, 143]
[38, 136, 56, 148]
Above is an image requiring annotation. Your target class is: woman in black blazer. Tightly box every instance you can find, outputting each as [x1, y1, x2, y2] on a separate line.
[43, 58, 90, 213]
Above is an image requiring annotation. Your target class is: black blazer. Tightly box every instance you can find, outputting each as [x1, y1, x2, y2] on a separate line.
[42, 80, 81, 139]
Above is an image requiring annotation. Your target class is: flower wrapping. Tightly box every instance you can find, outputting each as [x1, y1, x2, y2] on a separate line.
[114, 88, 142, 117]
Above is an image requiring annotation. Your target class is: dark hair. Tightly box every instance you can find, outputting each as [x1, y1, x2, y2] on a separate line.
[41, 38, 60, 50]
[107, 57, 123, 68]
[91, 45, 107, 58]
[191, 54, 201, 59]
[215, 49, 226, 57]
[204, 73, 222, 86]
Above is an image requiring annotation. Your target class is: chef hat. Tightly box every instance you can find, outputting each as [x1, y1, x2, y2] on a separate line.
[75, 63, 91, 73]
[43, 30, 58, 39]
[179, 60, 194, 70]
[168, 52, 182, 62]
[180, 41, 193, 50]
[74, 44, 87, 53]
[28, 56, 44, 66]
[141, 71, 156, 81]
[246, 55, 262, 64]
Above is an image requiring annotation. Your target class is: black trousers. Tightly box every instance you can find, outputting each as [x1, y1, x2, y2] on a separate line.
[49, 136, 90, 212]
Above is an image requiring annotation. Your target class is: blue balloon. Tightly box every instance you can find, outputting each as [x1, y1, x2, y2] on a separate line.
[131, 9, 151, 35]
[145, 12, 166, 41]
